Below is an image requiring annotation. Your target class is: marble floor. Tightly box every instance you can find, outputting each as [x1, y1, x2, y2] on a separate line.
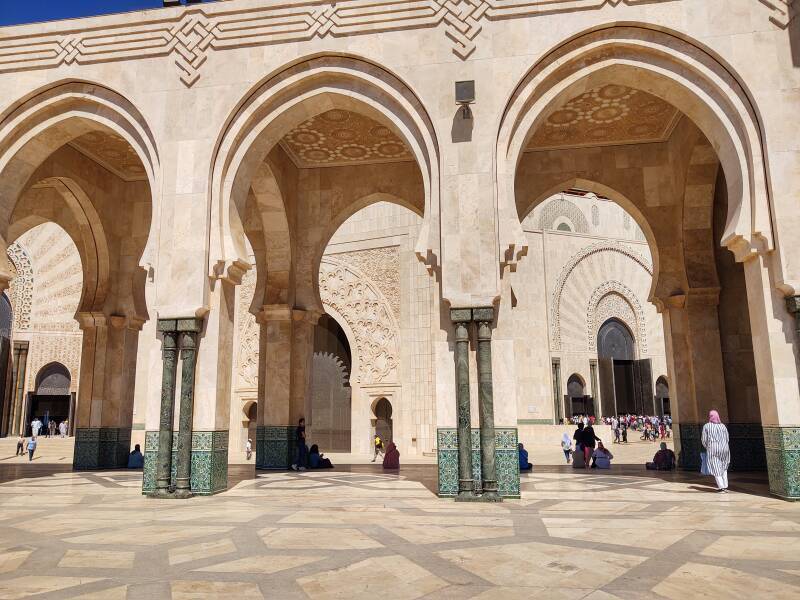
[0, 443, 798, 599]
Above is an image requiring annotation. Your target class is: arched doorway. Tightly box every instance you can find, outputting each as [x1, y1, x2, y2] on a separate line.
[312, 314, 352, 452]
[29, 362, 71, 436]
[373, 397, 393, 445]
[597, 319, 653, 416]
[655, 376, 670, 417]
[566, 373, 592, 417]
[243, 401, 257, 454]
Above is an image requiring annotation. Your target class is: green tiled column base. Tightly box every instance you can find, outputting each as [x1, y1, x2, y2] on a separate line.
[73, 427, 131, 470]
[764, 426, 800, 500]
[142, 430, 228, 496]
[256, 425, 297, 470]
[677, 423, 766, 472]
[437, 427, 520, 498]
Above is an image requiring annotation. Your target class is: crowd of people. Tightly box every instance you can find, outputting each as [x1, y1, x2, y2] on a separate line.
[522, 409, 731, 493]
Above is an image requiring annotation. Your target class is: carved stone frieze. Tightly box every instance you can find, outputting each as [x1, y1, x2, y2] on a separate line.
[6, 243, 33, 331]
[329, 247, 400, 319]
[586, 281, 648, 354]
[0, 1, 746, 87]
[235, 267, 259, 390]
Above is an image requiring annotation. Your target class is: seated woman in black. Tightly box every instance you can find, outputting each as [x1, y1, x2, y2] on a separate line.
[308, 444, 333, 469]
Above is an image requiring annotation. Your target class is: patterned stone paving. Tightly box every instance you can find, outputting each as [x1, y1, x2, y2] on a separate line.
[0, 462, 799, 599]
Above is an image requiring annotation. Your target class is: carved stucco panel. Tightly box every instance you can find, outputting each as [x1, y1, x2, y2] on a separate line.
[319, 255, 400, 385]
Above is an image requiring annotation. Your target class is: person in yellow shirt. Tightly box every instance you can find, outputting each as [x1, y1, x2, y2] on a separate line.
[371, 434, 385, 462]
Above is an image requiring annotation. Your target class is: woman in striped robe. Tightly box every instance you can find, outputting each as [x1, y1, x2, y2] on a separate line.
[702, 410, 730, 492]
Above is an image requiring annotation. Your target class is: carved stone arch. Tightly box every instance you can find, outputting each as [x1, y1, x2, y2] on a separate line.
[6, 242, 33, 331]
[586, 281, 647, 354]
[550, 241, 652, 351]
[309, 192, 421, 314]
[318, 256, 399, 385]
[8, 177, 111, 316]
[537, 196, 589, 233]
[209, 54, 440, 283]
[496, 25, 774, 280]
[0, 80, 159, 266]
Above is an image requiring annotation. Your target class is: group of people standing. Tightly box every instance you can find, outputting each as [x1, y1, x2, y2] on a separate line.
[610, 414, 671, 444]
[563, 422, 614, 469]
[30, 417, 68, 438]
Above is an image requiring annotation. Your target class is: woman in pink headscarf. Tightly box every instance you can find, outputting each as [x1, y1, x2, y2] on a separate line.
[702, 410, 730, 492]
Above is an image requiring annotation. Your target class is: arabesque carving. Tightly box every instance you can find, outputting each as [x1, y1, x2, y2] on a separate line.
[319, 256, 399, 385]
[6, 243, 33, 331]
[236, 267, 259, 389]
[586, 281, 647, 353]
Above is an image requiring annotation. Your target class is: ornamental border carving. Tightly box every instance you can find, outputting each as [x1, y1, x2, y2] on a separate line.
[6, 243, 33, 332]
[550, 241, 652, 351]
[319, 255, 400, 385]
[0, 1, 785, 88]
[586, 281, 648, 354]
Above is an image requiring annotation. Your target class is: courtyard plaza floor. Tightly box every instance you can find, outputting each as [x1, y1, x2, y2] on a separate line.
[0, 437, 798, 599]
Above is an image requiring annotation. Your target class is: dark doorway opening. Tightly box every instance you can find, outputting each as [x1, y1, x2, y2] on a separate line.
[28, 362, 71, 435]
[597, 318, 654, 416]
[373, 397, 392, 444]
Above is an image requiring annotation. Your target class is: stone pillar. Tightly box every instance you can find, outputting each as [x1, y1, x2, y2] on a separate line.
[153, 323, 179, 496]
[660, 290, 733, 470]
[474, 307, 500, 502]
[174, 321, 201, 498]
[255, 306, 319, 469]
[9, 341, 28, 436]
[451, 308, 475, 500]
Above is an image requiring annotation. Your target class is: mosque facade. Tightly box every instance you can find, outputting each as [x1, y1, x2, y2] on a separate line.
[0, 0, 796, 500]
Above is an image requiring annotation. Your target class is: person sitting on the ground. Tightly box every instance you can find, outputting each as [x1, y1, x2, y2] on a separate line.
[127, 444, 144, 469]
[591, 441, 614, 469]
[382, 442, 400, 469]
[308, 444, 333, 469]
[518, 443, 533, 472]
[646, 442, 676, 471]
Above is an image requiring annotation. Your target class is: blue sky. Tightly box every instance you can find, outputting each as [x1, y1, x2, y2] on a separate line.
[0, 1, 216, 27]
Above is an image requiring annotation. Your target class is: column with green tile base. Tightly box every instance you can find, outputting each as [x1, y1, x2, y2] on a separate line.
[256, 425, 296, 469]
[764, 426, 800, 500]
[450, 308, 476, 501]
[474, 307, 500, 502]
[142, 430, 228, 495]
[437, 428, 520, 498]
[73, 427, 131, 470]
[677, 422, 767, 472]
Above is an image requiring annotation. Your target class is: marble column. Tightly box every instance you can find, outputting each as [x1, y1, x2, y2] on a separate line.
[174, 321, 201, 498]
[474, 307, 500, 502]
[451, 308, 476, 500]
[153, 323, 179, 496]
[9, 341, 28, 436]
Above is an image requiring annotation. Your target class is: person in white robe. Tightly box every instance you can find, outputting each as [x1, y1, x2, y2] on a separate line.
[702, 409, 730, 493]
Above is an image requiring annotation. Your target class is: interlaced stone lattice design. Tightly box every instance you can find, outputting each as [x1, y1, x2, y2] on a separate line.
[0, 1, 774, 87]
[235, 267, 259, 389]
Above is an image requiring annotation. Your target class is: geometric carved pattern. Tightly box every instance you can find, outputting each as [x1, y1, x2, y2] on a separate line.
[537, 197, 590, 233]
[281, 110, 413, 169]
[550, 241, 652, 351]
[319, 256, 399, 385]
[527, 85, 680, 150]
[586, 281, 648, 354]
[235, 267, 259, 390]
[26, 333, 82, 392]
[437, 428, 520, 498]
[0, 1, 707, 87]
[6, 243, 33, 331]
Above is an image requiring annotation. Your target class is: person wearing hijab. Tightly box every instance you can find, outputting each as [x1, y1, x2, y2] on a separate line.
[702, 409, 730, 492]
[560, 432, 572, 463]
[382, 442, 400, 469]
[518, 443, 533, 471]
